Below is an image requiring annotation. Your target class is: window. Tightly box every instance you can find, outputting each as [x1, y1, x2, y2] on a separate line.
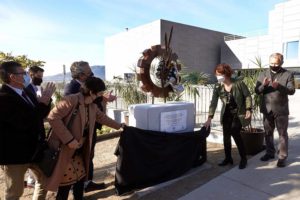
[284, 41, 299, 60]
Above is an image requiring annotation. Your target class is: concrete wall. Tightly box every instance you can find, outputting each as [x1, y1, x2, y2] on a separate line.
[222, 0, 300, 69]
[160, 20, 230, 75]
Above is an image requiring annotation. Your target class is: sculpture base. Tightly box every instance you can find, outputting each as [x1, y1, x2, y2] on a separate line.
[128, 102, 195, 133]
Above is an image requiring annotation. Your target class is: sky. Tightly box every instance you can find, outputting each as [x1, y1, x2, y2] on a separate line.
[0, 0, 285, 76]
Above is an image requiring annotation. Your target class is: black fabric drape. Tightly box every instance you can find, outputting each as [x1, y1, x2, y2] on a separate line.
[114, 126, 210, 195]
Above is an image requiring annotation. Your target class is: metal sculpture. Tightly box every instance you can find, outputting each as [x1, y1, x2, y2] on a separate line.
[137, 27, 183, 99]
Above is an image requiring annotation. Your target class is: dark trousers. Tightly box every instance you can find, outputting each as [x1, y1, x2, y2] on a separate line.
[56, 179, 84, 200]
[222, 110, 246, 160]
[263, 112, 289, 159]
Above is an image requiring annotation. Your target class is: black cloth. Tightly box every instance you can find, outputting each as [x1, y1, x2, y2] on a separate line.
[64, 79, 81, 96]
[0, 84, 50, 164]
[114, 126, 210, 195]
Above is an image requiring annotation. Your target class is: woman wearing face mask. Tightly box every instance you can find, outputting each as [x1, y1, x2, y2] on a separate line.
[44, 76, 125, 200]
[204, 63, 252, 169]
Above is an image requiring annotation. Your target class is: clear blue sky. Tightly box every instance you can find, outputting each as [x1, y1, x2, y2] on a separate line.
[0, 0, 285, 75]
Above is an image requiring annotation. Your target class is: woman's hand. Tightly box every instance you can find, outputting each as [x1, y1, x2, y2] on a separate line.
[245, 110, 252, 119]
[204, 118, 212, 129]
[67, 139, 80, 149]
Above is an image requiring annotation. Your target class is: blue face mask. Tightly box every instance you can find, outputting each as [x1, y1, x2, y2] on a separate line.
[23, 73, 31, 87]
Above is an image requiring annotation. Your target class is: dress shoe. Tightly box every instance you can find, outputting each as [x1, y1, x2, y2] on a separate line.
[239, 158, 247, 169]
[260, 154, 275, 161]
[218, 158, 233, 166]
[84, 181, 106, 193]
[277, 159, 286, 168]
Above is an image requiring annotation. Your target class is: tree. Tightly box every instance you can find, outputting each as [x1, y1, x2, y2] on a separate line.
[0, 51, 45, 68]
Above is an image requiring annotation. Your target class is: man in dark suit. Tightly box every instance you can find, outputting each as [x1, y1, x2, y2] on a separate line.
[255, 53, 295, 167]
[0, 61, 55, 199]
[26, 66, 53, 188]
[64, 61, 116, 193]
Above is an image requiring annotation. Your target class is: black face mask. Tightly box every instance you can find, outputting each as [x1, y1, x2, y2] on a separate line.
[32, 77, 43, 86]
[270, 66, 281, 73]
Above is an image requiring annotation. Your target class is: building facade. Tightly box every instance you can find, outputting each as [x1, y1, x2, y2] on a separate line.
[222, 0, 300, 70]
[104, 19, 232, 81]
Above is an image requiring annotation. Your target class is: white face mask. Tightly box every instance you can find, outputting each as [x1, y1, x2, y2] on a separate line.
[216, 75, 225, 83]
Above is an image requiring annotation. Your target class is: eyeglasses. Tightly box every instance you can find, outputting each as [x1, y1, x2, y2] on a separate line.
[12, 72, 27, 75]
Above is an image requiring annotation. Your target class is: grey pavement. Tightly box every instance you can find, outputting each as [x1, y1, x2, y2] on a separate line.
[179, 92, 300, 200]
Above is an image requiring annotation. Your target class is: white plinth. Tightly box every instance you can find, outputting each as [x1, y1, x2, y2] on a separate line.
[128, 102, 195, 133]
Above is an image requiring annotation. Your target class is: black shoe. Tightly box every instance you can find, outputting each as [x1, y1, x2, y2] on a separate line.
[260, 154, 275, 161]
[239, 158, 247, 169]
[218, 158, 233, 166]
[84, 181, 106, 193]
[277, 159, 286, 168]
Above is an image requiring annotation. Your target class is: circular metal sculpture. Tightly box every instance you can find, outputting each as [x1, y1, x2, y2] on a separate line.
[137, 27, 183, 98]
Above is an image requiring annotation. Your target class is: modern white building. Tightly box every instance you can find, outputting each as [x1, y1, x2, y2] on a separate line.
[222, 0, 300, 70]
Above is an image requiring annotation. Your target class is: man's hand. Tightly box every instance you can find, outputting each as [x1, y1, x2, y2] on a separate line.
[272, 79, 279, 89]
[262, 77, 271, 86]
[38, 82, 56, 105]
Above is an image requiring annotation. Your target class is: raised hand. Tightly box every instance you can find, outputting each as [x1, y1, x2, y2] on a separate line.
[103, 90, 117, 102]
[263, 77, 271, 86]
[272, 79, 279, 89]
[38, 82, 56, 105]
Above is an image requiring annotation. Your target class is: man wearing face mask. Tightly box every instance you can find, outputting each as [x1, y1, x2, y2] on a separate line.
[26, 66, 54, 188]
[27, 66, 44, 96]
[255, 53, 295, 167]
[0, 61, 55, 199]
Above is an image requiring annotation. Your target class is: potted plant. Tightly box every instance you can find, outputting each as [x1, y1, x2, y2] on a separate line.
[238, 56, 265, 155]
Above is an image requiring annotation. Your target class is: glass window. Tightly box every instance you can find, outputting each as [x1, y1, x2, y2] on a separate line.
[285, 41, 299, 60]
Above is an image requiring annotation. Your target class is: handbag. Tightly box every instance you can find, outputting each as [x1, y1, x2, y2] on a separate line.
[36, 102, 80, 177]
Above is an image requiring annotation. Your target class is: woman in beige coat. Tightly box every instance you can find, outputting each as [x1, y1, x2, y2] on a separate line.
[45, 77, 123, 200]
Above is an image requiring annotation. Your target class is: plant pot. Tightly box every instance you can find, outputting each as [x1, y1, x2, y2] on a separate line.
[241, 128, 265, 155]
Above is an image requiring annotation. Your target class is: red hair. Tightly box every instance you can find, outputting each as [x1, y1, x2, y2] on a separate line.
[214, 63, 233, 78]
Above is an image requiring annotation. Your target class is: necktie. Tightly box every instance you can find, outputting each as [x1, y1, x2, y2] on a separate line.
[22, 91, 33, 106]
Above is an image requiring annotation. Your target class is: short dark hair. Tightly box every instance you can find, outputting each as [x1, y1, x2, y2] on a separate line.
[80, 76, 106, 96]
[0, 61, 22, 83]
[29, 66, 44, 73]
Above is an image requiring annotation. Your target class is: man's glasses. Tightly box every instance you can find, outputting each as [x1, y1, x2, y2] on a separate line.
[12, 72, 27, 75]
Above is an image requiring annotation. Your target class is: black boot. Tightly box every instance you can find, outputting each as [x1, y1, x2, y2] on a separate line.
[218, 158, 233, 166]
[239, 158, 247, 169]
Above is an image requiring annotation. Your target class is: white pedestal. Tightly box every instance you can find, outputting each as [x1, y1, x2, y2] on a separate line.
[128, 102, 195, 133]
[107, 109, 127, 123]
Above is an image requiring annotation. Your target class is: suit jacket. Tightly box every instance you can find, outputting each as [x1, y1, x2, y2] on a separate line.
[0, 84, 50, 164]
[45, 93, 121, 191]
[208, 79, 252, 127]
[26, 83, 37, 96]
[255, 68, 295, 115]
[64, 79, 81, 96]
